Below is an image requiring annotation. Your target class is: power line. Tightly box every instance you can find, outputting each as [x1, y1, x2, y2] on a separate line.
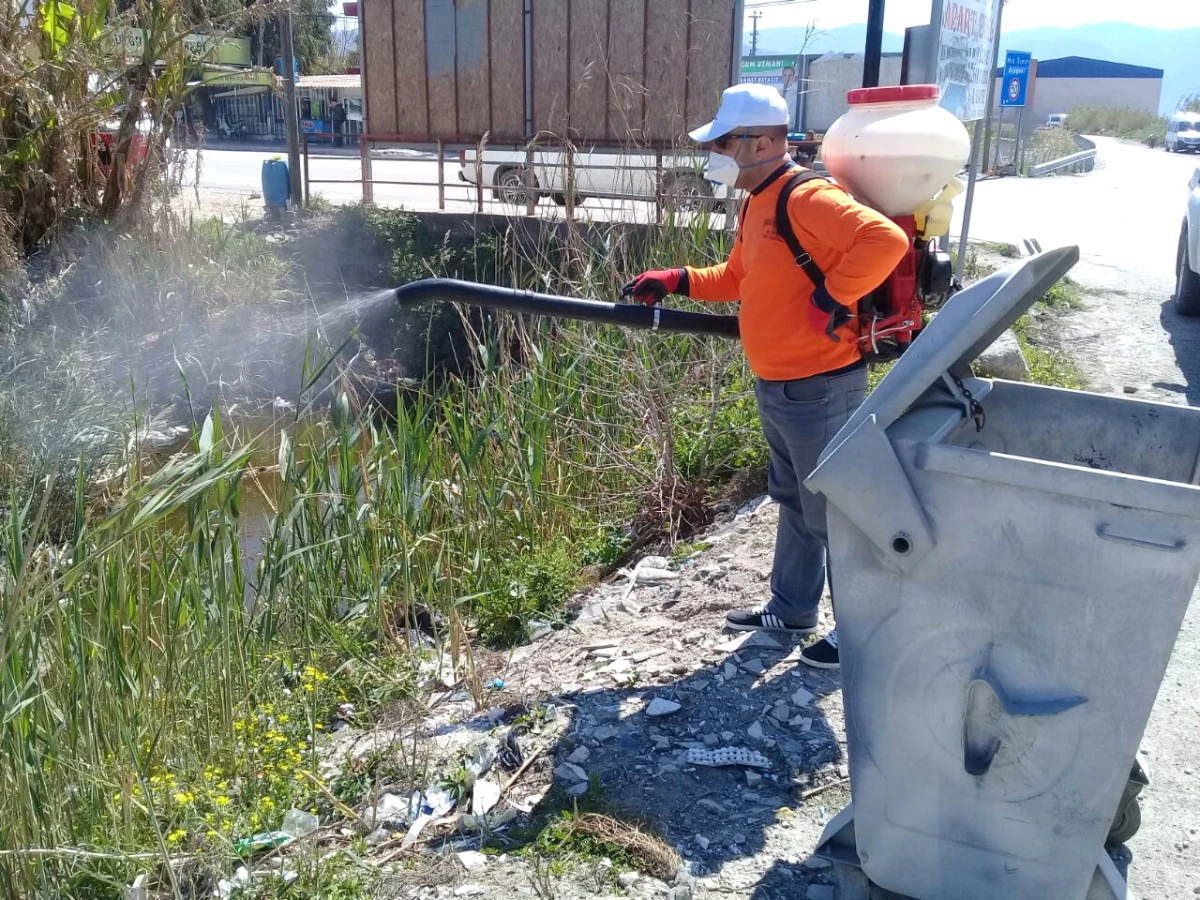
[745, 0, 819, 8]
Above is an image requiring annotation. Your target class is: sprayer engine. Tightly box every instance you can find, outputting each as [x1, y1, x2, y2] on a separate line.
[856, 214, 957, 364]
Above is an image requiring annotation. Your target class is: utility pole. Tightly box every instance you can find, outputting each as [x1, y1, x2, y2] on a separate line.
[749, 11, 762, 57]
[280, 8, 302, 207]
[862, 0, 885, 88]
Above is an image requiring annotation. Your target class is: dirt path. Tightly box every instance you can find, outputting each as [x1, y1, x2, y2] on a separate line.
[323, 498, 851, 900]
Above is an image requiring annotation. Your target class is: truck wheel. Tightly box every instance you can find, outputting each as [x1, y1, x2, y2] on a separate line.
[663, 171, 715, 212]
[1106, 798, 1142, 846]
[551, 191, 589, 207]
[1176, 223, 1200, 317]
[495, 166, 538, 206]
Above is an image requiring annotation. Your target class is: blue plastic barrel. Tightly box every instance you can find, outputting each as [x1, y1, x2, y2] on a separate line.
[261, 159, 290, 208]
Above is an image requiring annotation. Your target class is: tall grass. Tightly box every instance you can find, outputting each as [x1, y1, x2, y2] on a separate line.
[1067, 105, 1168, 143]
[0, 199, 766, 897]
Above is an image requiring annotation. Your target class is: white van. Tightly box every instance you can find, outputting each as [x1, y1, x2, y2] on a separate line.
[1167, 112, 1200, 154]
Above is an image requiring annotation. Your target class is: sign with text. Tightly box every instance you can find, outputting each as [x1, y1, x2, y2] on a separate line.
[740, 55, 801, 130]
[112, 28, 251, 67]
[1000, 50, 1032, 108]
[933, 0, 1002, 122]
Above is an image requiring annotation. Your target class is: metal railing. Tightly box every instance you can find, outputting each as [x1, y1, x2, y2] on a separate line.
[1027, 149, 1098, 178]
[299, 132, 821, 224]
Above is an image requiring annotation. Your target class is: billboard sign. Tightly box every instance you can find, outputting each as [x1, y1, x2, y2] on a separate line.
[740, 54, 801, 130]
[113, 28, 251, 67]
[932, 0, 1002, 122]
[1000, 50, 1032, 108]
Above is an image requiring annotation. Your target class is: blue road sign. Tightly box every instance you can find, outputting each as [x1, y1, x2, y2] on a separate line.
[1000, 51, 1032, 108]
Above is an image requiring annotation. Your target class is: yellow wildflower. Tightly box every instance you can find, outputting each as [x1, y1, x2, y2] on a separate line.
[167, 829, 187, 845]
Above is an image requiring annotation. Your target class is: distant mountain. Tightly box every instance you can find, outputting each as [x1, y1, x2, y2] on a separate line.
[750, 24, 904, 59]
[753, 22, 1200, 114]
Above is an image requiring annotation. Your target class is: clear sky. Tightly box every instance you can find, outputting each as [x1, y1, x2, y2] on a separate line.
[748, 0, 1200, 33]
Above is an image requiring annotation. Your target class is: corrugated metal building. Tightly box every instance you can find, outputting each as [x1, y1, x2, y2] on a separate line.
[992, 56, 1164, 126]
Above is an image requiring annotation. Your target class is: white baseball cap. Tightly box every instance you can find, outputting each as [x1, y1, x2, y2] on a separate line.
[688, 83, 790, 144]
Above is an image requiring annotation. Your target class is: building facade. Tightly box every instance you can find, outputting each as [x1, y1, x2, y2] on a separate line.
[992, 56, 1164, 127]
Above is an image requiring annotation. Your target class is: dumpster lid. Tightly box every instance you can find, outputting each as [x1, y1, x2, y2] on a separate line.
[837, 245, 1080, 438]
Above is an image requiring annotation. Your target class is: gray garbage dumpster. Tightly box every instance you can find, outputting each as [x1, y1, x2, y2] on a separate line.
[805, 246, 1200, 900]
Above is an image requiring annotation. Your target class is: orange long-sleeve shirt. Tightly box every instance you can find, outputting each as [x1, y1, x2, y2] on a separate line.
[686, 165, 910, 381]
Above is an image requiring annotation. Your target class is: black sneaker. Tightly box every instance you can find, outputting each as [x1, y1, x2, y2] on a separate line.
[725, 608, 819, 635]
[800, 630, 840, 669]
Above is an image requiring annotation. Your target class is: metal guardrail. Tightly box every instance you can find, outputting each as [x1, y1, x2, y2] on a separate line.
[1028, 148, 1097, 178]
[301, 132, 763, 225]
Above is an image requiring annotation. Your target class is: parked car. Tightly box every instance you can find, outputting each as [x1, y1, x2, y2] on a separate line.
[1046, 113, 1069, 129]
[90, 103, 155, 171]
[1176, 167, 1200, 315]
[1166, 112, 1200, 154]
[458, 146, 730, 210]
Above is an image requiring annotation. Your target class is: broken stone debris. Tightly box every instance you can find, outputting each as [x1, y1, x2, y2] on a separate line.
[974, 328, 1030, 381]
[741, 657, 766, 675]
[592, 725, 619, 742]
[791, 686, 815, 707]
[567, 746, 591, 764]
[456, 850, 488, 871]
[554, 762, 589, 783]
[646, 697, 682, 717]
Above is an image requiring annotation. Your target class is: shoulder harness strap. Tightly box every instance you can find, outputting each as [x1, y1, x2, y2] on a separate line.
[775, 170, 848, 320]
[774, 170, 829, 287]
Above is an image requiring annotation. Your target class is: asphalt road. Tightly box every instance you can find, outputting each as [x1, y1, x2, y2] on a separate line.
[951, 137, 1200, 401]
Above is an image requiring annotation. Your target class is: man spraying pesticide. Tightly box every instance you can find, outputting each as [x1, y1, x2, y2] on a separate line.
[622, 83, 968, 669]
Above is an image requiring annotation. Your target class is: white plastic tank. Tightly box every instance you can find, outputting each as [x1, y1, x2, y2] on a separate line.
[821, 85, 971, 218]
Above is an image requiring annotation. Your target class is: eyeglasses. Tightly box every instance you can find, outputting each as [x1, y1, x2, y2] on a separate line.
[712, 132, 768, 151]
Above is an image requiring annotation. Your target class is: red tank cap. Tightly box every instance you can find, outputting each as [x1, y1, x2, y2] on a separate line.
[846, 84, 940, 105]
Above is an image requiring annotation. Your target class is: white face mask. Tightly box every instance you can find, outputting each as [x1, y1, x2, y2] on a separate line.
[705, 150, 741, 186]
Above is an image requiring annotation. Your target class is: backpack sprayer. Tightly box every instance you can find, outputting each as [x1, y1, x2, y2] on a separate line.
[815, 84, 971, 363]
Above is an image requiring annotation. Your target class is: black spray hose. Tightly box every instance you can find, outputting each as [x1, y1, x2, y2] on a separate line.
[393, 278, 741, 341]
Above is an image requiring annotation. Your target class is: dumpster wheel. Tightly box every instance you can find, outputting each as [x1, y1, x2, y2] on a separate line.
[1106, 798, 1142, 847]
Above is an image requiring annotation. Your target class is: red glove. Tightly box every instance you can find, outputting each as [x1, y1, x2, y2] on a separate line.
[807, 285, 853, 342]
[620, 268, 689, 306]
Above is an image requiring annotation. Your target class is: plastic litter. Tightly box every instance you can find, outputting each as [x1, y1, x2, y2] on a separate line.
[465, 741, 497, 782]
[459, 807, 519, 832]
[280, 808, 319, 839]
[497, 727, 524, 770]
[471, 778, 502, 815]
[233, 831, 291, 856]
[686, 747, 771, 769]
